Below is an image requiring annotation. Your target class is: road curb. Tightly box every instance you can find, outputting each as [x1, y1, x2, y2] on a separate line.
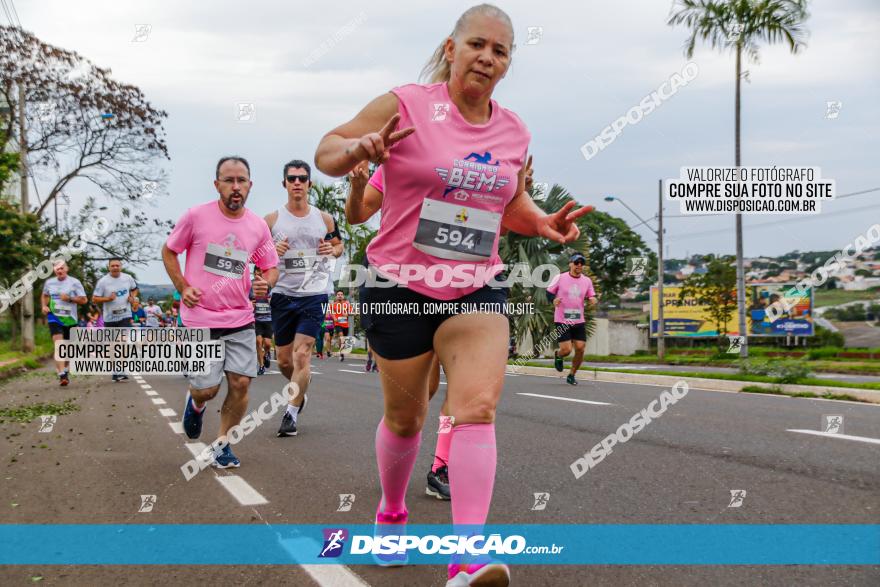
[506, 365, 880, 404]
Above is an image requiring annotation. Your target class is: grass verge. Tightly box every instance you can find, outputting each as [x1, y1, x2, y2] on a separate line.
[0, 398, 80, 424]
[740, 385, 868, 403]
[510, 361, 880, 391]
[0, 323, 57, 380]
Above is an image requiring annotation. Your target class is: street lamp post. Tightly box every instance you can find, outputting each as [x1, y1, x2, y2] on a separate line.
[604, 191, 665, 361]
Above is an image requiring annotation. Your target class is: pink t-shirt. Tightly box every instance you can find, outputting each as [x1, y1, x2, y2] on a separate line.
[368, 165, 384, 192]
[547, 272, 596, 324]
[366, 82, 530, 300]
[165, 201, 279, 328]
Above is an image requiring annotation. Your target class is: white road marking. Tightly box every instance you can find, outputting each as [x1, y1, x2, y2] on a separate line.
[517, 392, 612, 406]
[299, 565, 371, 587]
[185, 442, 209, 460]
[139, 384, 151, 389]
[278, 536, 371, 586]
[159, 408, 177, 417]
[339, 369, 366, 375]
[169, 422, 184, 434]
[145, 390, 158, 396]
[151, 398, 167, 405]
[787, 429, 880, 445]
[215, 475, 268, 506]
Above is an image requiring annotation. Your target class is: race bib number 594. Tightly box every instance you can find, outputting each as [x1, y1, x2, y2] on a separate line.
[412, 199, 499, 261]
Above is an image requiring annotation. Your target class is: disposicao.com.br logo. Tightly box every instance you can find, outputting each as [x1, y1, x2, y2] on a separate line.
[317, 529, 563, 558]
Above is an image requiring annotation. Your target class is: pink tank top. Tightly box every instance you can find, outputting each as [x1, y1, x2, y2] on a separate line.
[366, 82, 530, 300]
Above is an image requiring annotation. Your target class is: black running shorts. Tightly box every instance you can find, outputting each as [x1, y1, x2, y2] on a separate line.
[360, 273, 509, 360]
[557, 322, 587, 342]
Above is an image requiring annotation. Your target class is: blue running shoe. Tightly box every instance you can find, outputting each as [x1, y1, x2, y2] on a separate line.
[212, 443, 240, 469]
[182, 392, 204, 439]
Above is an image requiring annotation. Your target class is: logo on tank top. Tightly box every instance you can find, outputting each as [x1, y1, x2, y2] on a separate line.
[431, 103, 450, 121]
[434, 152, 509, 202]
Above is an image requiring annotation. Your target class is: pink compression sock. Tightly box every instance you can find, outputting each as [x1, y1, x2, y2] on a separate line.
[432, 417, 453, 472]
[449, 423, 497, 526]
[375, 418, 421, 514]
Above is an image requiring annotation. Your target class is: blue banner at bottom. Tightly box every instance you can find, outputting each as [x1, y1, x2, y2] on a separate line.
[1, 525, 877, 565]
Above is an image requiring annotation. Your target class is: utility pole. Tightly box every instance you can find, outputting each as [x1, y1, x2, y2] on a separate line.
[734, 44, 748, 358]
[657, 179, 665, 361]
[18, 84, 35, 352]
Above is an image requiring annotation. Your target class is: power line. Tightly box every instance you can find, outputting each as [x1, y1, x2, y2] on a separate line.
[7, 0, 21, 27]
[836, 186, 880, 200]
[0, 0, 14, 26]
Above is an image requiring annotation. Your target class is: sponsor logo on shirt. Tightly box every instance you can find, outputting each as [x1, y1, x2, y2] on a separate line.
[434, 152, 510, 200]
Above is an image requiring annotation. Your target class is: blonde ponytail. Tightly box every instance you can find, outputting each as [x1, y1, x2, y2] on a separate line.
[420, 36, 453, 83]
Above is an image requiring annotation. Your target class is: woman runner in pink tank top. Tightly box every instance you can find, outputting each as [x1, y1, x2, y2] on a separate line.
[316, 5, 591, 586]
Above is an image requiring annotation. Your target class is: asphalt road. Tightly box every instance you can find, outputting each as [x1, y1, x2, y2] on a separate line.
[2, 357, 879, 586]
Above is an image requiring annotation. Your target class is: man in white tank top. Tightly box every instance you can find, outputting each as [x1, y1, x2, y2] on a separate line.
[264, 159, 343, 437]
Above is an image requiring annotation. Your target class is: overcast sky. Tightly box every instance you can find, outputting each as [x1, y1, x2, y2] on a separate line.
[10, 0, 880, 283]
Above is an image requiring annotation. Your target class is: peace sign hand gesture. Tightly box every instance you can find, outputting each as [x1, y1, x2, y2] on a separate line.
[346, 113, 415, 165]
[537, 201, 594, 244]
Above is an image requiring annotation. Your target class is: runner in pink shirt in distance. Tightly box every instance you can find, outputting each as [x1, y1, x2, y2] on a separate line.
[162, 156, 280, 469]
[546, 252, 599, 385]
[317, 5, 592, 585]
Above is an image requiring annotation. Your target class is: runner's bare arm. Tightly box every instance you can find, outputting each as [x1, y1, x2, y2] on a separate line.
[261, 267, 279, 288]
[502, 155, 593, 242]
[264, 210, 278, 232]
[264, 211, 290, 256]
[92, 291, 115, 304]
[345, 162, 383, 225]
[40, 293, 50, 315]
[320, 213, 344, 257]
[161, 244, 189, 294]
[500, 158, 543, 237]
[315, 93, 413, 177]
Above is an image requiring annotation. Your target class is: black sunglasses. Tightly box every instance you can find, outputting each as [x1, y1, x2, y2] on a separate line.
[286, 174, 309, 184]
[572, 260, 585, 265]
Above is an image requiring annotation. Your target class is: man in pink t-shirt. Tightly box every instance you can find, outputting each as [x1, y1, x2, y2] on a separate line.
[161, 156, 280, 469]
[546, 252, 598, 385]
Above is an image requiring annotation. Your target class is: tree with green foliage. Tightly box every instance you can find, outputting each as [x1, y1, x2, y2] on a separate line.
[579, 210, 657, 303]
[0, 200, 48, 342]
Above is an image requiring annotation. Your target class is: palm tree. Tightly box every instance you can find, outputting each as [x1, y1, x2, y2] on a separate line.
[668, 0, 809, 357]
[499, 184, 595, 355]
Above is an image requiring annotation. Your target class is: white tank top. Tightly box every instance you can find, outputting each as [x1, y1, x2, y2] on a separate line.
[271, 205, 335, 298]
